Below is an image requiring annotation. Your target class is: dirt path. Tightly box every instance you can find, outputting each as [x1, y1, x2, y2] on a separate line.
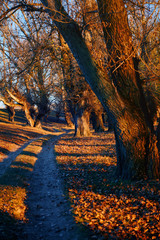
[20, 135, 89, 240]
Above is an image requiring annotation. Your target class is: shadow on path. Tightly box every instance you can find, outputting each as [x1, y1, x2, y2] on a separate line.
[20, 135, 90, 240]
[0, 136, 46, 177]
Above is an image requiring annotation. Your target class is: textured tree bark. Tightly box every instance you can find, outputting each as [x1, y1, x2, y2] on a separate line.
[64, 101, 74, 127]
[59, 32, 92, 136]
[90, 110, 105, 132]
[97, 0, 159, 179]
[40, 0, 160, 179]
[0, 97, 16, 123]
[74, 108, 91, 137]
[23, 104, 35, 127]
[7, 106, 15, 122]
[6, 90, 36, 127]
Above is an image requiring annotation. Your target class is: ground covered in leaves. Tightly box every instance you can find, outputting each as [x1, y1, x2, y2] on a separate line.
[55, 132, 160, 239]
[0, 108, 160, 239]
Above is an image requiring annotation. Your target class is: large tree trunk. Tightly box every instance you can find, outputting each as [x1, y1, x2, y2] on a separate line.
[34, 115, 42, 128]
[90, 111, 105, 133]
[106, 114, 114, 132]
[6, 106, 15, 122]
[115, 120, 159, 179]
[24, 104, 35, 127]
[64, 101, 74, 127]
[66, 96, 92, 137]
[34, 103, 49, 128]
[96, 0, 159, 179]
[74, 108, 91, 137]
[40, 0, 160, 179]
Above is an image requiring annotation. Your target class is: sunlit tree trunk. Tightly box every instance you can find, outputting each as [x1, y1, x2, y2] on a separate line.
[64, 100, 74, 127]
[33, 62, 50, 128]
[24, 104, 35, 127]
[96, 0, 159, 179]
[6, 106, 15, 122]
[74, 107, 91, 137]
[67, 95, 92, 137]
[59, 33, 92, 136]
[0, 97, 16, 123]
[7, 89, 35, 127]
[40, 0, 160, 179]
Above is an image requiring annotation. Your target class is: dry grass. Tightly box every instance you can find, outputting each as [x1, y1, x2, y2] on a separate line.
[0, 135, 53, 239]
[0, 109, 67, 162]
[0, 136, 50, 220]
[0, 108, 67, 239]
[55, 132, 160, 240]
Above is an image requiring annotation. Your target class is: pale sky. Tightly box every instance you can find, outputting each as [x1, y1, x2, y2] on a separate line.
[0, 101, 5, 108]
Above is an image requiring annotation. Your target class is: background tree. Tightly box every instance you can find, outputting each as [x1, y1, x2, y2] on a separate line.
[60, 32, 105, 137]
[0, 8, 57, 127]
[0, 0, 159, 179]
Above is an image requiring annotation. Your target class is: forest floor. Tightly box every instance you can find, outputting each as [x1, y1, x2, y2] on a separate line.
[0, 109, 160, 240]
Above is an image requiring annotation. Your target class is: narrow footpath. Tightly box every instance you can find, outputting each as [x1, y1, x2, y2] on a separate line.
[20, 135, 88, 240]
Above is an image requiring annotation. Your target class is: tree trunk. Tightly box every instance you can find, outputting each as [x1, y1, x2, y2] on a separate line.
[33, 105, 48, 128]
[65, 111, 74, 127]
[106, 113, 114, 132]
[74, 109, 91, 137]
[40, 0, 160, 179]
[6, 89, 36, 127]
[6, 106, 15, 122]
[64, 101, 74, 127]
[96, 0, 159, 179]
[24, 104, 35, 127]
[34, 115, 42, 128]
[90, 111, 105, 132]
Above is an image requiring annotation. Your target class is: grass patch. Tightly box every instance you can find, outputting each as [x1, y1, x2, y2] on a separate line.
[0, 135, 52, 239]
[0, 109, 58, 162]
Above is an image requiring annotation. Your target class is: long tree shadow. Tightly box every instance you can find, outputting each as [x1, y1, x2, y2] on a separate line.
[55, 133, 160, 239]
[0, 146, 10, 155]
[0, 210, 21, 240]
[0, 136, 44, 178]
[0, 135, 51, 239]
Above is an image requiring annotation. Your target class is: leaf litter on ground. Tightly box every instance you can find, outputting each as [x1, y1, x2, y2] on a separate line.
[55, 131, 160, 239]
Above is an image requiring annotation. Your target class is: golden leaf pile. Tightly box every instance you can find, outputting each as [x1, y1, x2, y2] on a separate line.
[55, 132, 160, 239]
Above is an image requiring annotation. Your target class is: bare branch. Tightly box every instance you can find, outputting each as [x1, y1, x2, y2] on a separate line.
[0, 3, 44, 22]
